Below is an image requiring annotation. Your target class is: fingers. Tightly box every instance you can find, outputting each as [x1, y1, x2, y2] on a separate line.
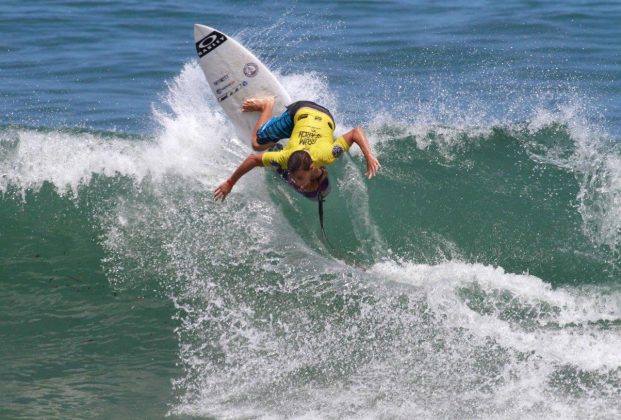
[366, 158, 381, 179]
[213, 186, 227, 201]
[368, 161, 380, 179]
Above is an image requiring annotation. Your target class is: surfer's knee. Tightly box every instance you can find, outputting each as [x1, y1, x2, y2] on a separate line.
[251, 135, 260, 150]
[251, 137, 271, 151]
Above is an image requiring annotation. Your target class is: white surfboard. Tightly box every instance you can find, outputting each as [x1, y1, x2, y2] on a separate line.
[194, 24, 291, 143]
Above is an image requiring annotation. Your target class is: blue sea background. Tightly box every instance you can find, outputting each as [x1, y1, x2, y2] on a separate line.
[1, 1, 621, 418]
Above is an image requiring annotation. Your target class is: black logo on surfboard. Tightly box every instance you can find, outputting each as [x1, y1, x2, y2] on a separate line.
[196, 31, 227, 57]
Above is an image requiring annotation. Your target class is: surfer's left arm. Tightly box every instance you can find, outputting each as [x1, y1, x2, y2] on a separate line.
[214, 154, 264, 201]
[342, 127, 381, 179]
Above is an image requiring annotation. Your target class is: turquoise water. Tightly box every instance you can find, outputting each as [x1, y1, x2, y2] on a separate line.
[2, 1, 621, 418]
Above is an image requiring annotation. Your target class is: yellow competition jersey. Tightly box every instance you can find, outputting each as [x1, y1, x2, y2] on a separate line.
[261, 107, 350, 170]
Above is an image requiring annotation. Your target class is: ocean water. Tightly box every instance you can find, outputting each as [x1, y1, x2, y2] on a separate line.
[1, 0, 621, 418]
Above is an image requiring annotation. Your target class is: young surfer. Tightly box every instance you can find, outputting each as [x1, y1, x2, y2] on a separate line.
[214, 97, 381, 201]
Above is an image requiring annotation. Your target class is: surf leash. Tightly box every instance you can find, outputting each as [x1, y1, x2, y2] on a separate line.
[318, 195, 332, 246]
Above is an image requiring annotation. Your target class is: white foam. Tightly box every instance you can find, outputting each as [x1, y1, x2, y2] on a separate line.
[0, 62, 245, 196]
[1, 128, 144, 195]
[372, 260, 621, 371]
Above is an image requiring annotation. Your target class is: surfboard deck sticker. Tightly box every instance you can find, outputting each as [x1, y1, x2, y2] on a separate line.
[194, 24, 291, 143]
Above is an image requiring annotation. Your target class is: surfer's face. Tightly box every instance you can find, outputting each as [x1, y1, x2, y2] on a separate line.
[290, 167, 315, 191]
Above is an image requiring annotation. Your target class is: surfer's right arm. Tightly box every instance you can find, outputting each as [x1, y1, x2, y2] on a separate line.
[214, 154, 264, 201]
[341, 127, 381, 179]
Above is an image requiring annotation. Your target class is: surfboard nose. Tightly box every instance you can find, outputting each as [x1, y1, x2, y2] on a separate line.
[194, 24, 213, 42]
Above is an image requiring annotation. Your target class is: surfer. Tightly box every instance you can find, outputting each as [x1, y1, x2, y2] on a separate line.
[214, 97, 381, 201]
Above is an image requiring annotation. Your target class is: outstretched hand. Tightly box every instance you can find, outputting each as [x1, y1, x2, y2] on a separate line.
[214, 179, 233, 201]
[365, 154, 381, 179]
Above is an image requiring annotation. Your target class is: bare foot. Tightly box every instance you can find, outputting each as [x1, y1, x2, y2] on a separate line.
[242, 96, 274, 112]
